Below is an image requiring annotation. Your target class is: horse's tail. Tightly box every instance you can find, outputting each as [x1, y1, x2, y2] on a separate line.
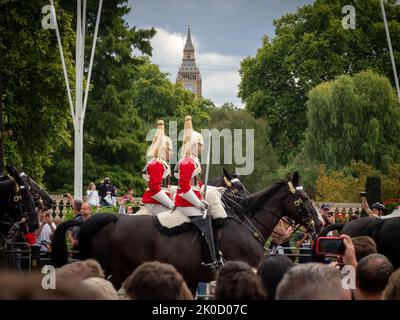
[51, 219, 83, 267]
[78, 213, 118, 260]
[320, 223, 345, 236]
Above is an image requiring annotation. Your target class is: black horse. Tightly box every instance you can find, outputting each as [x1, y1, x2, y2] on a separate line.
[52, 172, 322, 290]
[27, 175, 53, 211]
[0, 166, 40, 232]
[0, 166, 40, 267]
[339, 217, 400, 268]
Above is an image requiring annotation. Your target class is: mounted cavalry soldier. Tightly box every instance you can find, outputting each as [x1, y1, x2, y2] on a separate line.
[174, 115, 225, 271]
[137, 120, 174, 215]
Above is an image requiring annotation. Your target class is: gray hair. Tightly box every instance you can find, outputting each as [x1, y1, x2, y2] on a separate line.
[276, 263, 344, 300]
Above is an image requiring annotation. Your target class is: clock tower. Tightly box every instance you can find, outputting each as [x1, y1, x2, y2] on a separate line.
[176, 26, 202, 97]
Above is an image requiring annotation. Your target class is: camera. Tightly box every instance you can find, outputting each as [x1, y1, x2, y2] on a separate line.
[62, 193, 68, 197]
[316, 237, 345, 255]
[360, 191, 368, 197]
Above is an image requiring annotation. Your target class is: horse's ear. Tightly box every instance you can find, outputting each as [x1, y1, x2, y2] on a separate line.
[291, 171, 300, 187]
[223, 167, 232, 180]
[6, 165, 16, 177]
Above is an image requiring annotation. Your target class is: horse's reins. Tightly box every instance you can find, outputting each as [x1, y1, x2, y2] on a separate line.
[223, 182, 313, 247]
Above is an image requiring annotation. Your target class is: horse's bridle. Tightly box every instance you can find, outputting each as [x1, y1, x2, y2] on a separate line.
[224, 176, 250, 197]
[6, 175, 36, 228]
[223, 181, 316, 248]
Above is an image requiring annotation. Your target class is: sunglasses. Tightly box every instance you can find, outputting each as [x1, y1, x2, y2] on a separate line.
[323, 208, 330, 211]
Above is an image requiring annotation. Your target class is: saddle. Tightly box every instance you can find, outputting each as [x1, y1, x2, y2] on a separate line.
[153, 209, 225, 237]
[153, 210, 193, 236]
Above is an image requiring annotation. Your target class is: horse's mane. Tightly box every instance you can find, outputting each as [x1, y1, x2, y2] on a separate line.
[222, 180, 286, 214]
[245, 180, 286, 213]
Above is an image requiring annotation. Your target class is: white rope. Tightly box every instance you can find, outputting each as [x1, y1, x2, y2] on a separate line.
[49, 0, 75, 128]
[82, 0, 104, 120]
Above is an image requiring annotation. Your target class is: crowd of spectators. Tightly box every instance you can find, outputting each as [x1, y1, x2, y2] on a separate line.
[1, 233, 399, 300]
[3, 185, 400, 300]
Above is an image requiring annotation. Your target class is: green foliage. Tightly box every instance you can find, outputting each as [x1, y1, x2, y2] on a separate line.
[238, 0, 400, 164]
[277, 149, 320, 195]
[365, 176, 382, 204]
[304, 71, 400, 172]
[0, 0, 75, 180]
[207, 103, 280, 193]
[42, 1, 211, 194]
[315, 161, 400, 203]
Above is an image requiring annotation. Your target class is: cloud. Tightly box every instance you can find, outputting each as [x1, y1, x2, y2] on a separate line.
[203, 72, 242, 106]
[146, 27, 243, 107]
[149, 28, 186, 68]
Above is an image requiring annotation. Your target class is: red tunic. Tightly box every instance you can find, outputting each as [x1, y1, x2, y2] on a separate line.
[142, 160, 171, 204]
[175, 156, 202, 207]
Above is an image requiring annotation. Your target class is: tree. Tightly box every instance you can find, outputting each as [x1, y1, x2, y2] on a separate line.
[304, 70, 400, 172]
[0, 0, 75, 180]
[239, 0, 400, 164]
[44, 0, 156, 193]
[207, 103, 280, 193]
[43, 1, 213, 194]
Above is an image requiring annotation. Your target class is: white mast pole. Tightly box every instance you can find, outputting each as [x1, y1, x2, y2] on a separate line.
[380, 0, 400, 102]
[83, 0, 103, 120]
[74, 0, 83, 200]
[49, 0, 75, 126]
[51, 1, 102, 200]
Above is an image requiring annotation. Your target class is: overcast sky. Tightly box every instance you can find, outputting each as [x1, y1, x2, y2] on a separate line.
[126, 0, 314, 106]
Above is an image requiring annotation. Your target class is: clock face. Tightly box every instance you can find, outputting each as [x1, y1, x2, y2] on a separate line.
[185, 84, 195, 93]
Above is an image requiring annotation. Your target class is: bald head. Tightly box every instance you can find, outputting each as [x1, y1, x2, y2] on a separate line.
[357, 254, 393, 294]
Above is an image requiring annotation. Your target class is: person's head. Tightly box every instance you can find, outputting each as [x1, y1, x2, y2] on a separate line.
[257, 255, 295, 300]
[80, 202, 92, 220]
[80, 277, 119, 300]
[382, 269, 400, 300]
[276, 263, 345, 300]
[327, 211, 335, 224]
[215, 261, 267, 300]
[351, 236, 377, 262]
[57, 259, 105, 283]
[356, 254, 393, 296]
[371, 202, 385, 216]
[38, 209, 47, 222]
[0, 271, 99, 300]
[104, 177, 110, 184]
[320, 204, 330, 216]
[128, 188, 133, 195]
[54, 216, 61, 226]
[88, 182, 96, 191]
[74, 199, 83, 214]
[123, 261, 193, 300]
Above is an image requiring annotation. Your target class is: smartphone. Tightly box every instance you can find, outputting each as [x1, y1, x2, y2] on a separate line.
[316, 237, 345, 255]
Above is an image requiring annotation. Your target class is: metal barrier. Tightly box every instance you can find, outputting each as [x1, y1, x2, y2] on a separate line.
[1, 242, 78, 273]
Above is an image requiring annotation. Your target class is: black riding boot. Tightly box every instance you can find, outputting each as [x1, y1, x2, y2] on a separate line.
[191, 216, 223, 272]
